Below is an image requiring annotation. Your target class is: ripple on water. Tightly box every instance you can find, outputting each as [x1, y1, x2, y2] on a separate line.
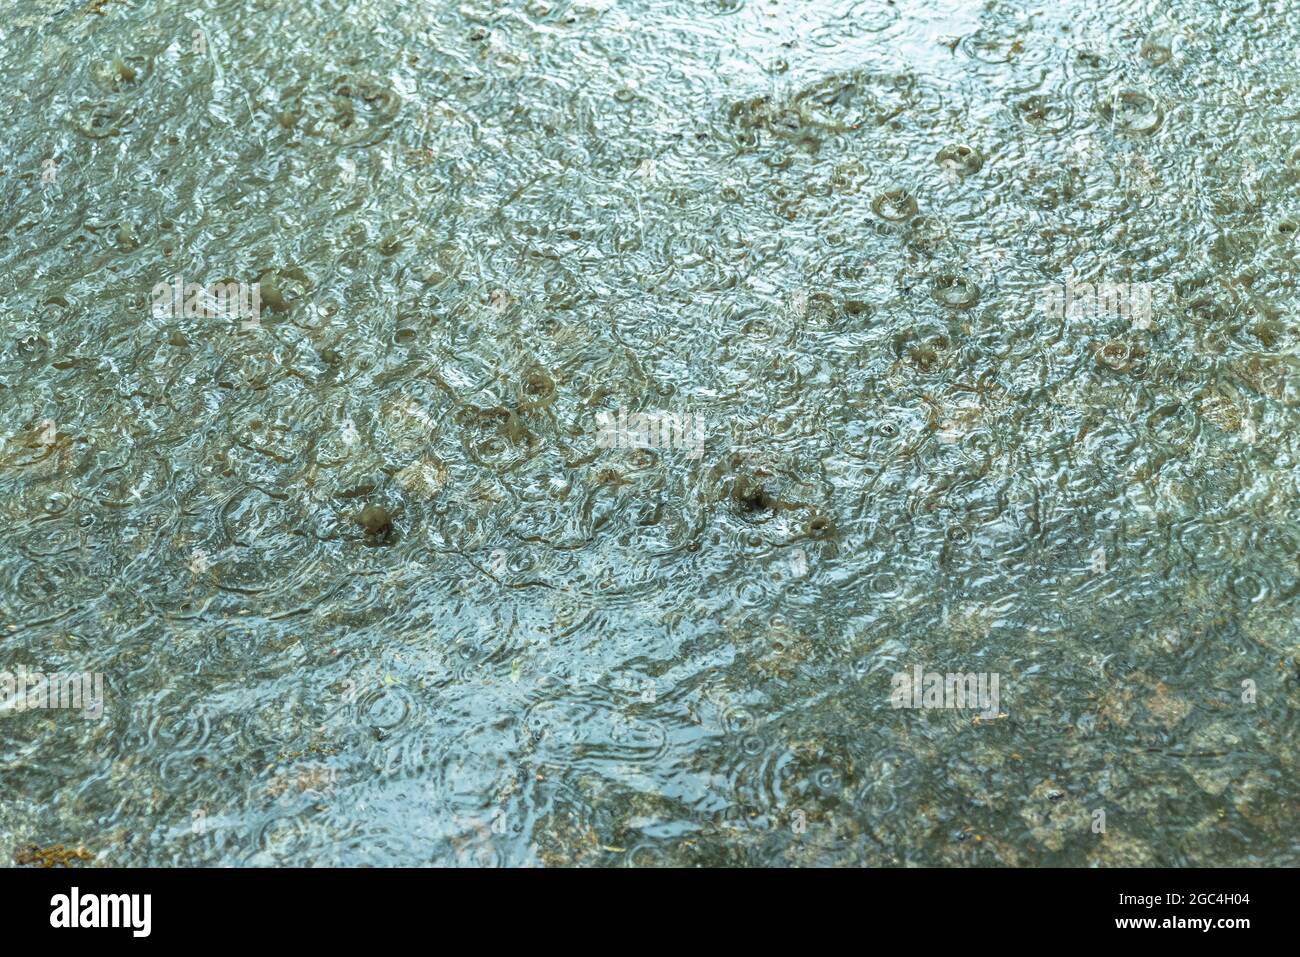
[4, 0, 1299, 868]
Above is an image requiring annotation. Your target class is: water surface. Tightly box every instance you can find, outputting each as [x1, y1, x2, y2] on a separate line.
[1, 0, 1298, 866]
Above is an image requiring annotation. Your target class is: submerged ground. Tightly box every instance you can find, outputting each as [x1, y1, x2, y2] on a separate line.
[0, 0, 1297, 865]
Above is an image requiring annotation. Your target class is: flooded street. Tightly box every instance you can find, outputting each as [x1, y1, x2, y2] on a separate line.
[1, 0, 1297, 865]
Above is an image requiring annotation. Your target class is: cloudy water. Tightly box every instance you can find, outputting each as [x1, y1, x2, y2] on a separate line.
[1, 0, 1298, 866]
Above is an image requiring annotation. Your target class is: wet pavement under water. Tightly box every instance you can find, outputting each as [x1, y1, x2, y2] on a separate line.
[0, 0, 1298, 865]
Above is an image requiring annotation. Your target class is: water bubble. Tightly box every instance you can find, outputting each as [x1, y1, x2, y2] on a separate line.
[1098, 90, 1162, 134]
[1229, 572, 1267, 604]
[1096, 339, 1132, 372]
[872, 189, 919, 221]
[1140, 38, 1172, 66]
[72, 101, 125, 138]
[931, 275, 981, 309]
[1013, 94, 1069, 132]
[935, 143, 983, 175]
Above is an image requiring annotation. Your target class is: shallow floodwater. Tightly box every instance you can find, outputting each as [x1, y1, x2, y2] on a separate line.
[1, 0, 1297, 866]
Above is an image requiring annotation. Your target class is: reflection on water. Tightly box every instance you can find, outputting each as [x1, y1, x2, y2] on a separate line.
[1, 0, 1297, 866]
